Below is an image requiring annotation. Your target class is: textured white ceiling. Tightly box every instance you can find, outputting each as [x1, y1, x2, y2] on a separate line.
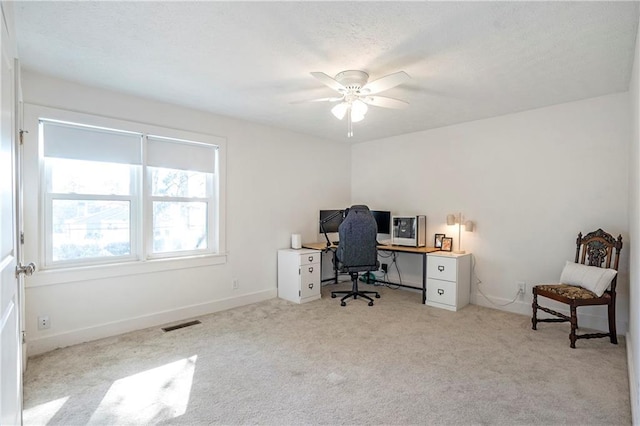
[13, 1, 640, 143]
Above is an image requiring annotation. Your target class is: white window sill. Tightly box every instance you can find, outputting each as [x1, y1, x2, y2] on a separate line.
[26, 254, 227, 287]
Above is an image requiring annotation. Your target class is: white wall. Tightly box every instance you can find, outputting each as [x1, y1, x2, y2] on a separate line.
[22, 71, 351, 355]
[19, 69, 633, 357]
[352, 93, 630, 332]
[627, 16, 640, 425]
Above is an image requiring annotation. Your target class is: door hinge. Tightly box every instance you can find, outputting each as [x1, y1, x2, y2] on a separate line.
[298, 268, 300, 275]
[19, 129, 28, 145]
[20, 231, 24, 244]
[22, 331, 26, 344]
[299, 290, 301, 297]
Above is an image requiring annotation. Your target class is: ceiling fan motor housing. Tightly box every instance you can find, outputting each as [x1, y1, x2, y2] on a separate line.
[335, 70, 369, 91]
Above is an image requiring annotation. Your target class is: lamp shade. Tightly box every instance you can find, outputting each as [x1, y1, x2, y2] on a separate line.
[351, 100, 368, 122]
[446, 214, 457, 226]
[331, 102, 348, 120]
[464, 220, 474, 232]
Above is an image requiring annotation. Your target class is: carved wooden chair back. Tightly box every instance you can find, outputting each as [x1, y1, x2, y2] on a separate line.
[576, 230, 621, 292]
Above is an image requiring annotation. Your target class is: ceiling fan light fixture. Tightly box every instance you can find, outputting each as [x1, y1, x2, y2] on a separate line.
[304, 69, 411, 138]
[351, 99, 368, 122]
[331, 102, 348, 120]
[351, 112, 365, 123]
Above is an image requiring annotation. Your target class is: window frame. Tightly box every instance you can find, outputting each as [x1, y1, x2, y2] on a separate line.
[23, 104, 227, 286]
[143, 134, 220, 259]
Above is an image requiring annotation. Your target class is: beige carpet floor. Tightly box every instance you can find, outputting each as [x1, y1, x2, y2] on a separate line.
[23, 283, 631, 425]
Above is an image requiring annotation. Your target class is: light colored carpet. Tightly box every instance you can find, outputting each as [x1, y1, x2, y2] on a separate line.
[23, 283, 630, 425]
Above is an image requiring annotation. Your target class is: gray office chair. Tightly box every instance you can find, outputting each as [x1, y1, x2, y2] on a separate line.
[331, 205, 381, 306]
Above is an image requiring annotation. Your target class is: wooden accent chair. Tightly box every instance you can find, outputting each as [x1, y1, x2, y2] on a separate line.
[532, 229, 623, 348]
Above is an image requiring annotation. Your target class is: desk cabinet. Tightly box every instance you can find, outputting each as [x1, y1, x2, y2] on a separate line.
[425, 253, 471, 311]
[277, 248, 321, 304]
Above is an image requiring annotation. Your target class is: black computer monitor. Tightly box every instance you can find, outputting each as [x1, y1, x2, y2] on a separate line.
[371, 210, 391, 234]
[320, 209, 390, 234]
[319, 210, 345, 233]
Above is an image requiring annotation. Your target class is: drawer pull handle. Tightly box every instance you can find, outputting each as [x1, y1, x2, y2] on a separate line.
[308, 283, 314, 289]
[308, 256, 314, 262]
[308, 266, 313, 273]
[437, 289, 444, 295]
[438, 265, 445, 272]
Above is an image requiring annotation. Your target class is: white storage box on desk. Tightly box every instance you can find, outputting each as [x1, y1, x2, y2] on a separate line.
[277, 248, 321, 303]
[426, 252, 471, 311]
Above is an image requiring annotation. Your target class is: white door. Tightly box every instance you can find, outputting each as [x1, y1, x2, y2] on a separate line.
[0, 8, 24, 424]
[14, 59, 27, 372]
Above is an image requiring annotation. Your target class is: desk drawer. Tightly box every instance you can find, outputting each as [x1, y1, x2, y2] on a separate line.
[427, 256, 457, 281]
[427, 278, 456, 306]
[300, 252, 320, 266]
[300, 266, 320, 299]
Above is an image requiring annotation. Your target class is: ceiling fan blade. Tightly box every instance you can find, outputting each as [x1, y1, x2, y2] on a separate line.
[360, 71, 411, 95]
[362, 96, 409, 109]
[290, 96, 343, 104]
[310, 72, 346, 93]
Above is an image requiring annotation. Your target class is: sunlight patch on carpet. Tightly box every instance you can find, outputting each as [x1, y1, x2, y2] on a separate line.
[88, 355, 197, 423]
[23, 396, 69, 424]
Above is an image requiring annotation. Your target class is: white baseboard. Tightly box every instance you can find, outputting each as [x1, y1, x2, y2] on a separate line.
[628, 332, 638, 426]
[472, 291, 531, 316]
[471, 290, 628, 334]
[27, 289, 277, 356]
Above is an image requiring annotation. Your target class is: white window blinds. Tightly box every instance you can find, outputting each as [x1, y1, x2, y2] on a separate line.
[42, 120, 142, 165]
[147, 136, 217, 174]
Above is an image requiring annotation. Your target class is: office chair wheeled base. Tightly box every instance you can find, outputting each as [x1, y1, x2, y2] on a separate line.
[331, 272, 380, 306]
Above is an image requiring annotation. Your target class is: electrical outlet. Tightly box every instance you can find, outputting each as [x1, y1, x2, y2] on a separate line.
[38, 315, 50, 330]
[381, 263, 388, 273]
[517, 281, 526, 296]
[233, 279, 239, 290]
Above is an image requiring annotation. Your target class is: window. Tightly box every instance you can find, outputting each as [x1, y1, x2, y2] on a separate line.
[40, 118, 222, 269]
[146, 136, 218, 257]
[42, 120, 141, 267]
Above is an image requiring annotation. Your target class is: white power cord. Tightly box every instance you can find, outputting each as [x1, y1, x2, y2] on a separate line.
[471, 254, 521, 307]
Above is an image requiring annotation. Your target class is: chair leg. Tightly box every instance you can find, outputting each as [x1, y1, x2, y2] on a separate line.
[531, 290, 538, 330]
[608, 301, 618, 344]
[570, 305, 577, 349]
[331, 272, 379, 306]
[341, 292, 373, 304]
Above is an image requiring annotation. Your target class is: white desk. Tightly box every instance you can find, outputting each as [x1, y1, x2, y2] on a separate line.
[302, 242, 440, 304]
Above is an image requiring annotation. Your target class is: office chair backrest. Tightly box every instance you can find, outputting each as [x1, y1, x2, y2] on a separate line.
[336, 205, 378, 271]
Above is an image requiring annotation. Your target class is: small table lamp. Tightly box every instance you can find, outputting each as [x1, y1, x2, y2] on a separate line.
[447, 213, 474, 254]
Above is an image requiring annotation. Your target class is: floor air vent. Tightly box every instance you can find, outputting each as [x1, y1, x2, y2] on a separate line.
[162, 320, 201, 332]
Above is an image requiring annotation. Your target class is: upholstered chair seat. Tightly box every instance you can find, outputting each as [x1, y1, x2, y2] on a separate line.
[534, 284, 601, 300]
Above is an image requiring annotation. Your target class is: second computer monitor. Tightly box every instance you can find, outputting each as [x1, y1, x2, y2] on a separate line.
[319, 210, 344, 233]
[371, 210, 391, 234]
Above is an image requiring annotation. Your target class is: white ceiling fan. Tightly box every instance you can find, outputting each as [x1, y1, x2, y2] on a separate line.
[301, 70, 411, 137]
